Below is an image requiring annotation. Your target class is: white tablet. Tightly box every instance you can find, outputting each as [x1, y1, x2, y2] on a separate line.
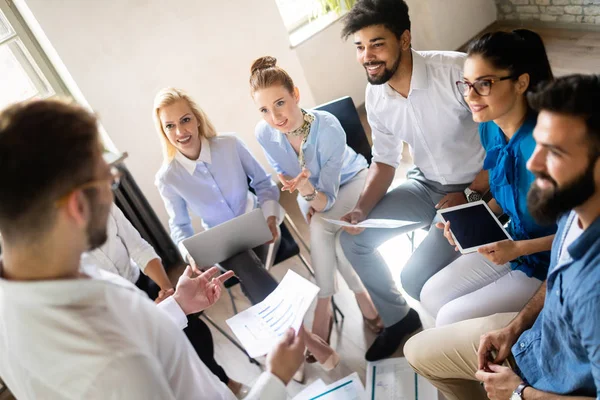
[437, 200, 512, 254]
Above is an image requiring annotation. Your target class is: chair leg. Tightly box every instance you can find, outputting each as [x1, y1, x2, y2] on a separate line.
[202, 314, 261, 367]
[331, 296, 345, 326]
[284, 214, 311, 253]
[298, 253, 316, 277]
[228, 288, 238, 315]
[408, 231, 416, 253]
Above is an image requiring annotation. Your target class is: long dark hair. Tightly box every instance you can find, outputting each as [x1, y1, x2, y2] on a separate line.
[467, 29, 553, 95]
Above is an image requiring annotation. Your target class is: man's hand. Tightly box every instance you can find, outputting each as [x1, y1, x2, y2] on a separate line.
[340, 208, 367, 235]
[266, 216, 279, 244]
[435, 192, 467, 209]
[278, 168, 312, 194]
[154, 288, 175, 304]
[435, 220, 458, 250]
[266, 328, 305, 385]
[477, 326, 519, 370]
[478, 240, 522, 265]
[475, 364, 522, 400]
[173, 265, 235, 315]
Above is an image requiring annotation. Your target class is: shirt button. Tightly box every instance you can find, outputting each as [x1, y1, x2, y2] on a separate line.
[220, 200, 225, 203]
[520, 342, 525, 348]
[212, 184, 216, 188]
[556, 290, 560, 296]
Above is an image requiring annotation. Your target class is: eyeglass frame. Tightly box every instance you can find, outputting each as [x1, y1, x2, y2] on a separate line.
[455, 75, 516, 97]
[55, 152, 128, 207]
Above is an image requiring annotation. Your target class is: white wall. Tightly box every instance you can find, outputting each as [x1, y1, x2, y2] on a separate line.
[21, 0, 315, 229]
[20, 0, 496, 230]
[294, 0, 497, 106]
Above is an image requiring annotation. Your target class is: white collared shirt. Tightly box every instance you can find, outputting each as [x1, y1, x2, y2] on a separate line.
[81, 204, 159, 284]
[367, 49, 484, 185]
[0, 262, 286, 399]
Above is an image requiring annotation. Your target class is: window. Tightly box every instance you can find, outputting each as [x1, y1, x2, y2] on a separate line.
[275, 0, 355, 47]
[0, 0, 67, 109]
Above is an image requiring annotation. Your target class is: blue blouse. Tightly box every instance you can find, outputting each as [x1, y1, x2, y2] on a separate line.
[480, 114, 557, 280]
[255, 109, 368, 211]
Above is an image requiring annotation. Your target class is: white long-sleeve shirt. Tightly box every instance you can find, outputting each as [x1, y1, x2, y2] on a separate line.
[0, 263, 286, 399]
[81, 204, 158, 283]
[367, 49, 484, 185]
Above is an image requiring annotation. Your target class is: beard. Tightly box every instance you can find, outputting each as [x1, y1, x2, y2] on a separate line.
[527, 159, 597, 225]
[84, 189, 110, 250]
[364, 51, 402, 85]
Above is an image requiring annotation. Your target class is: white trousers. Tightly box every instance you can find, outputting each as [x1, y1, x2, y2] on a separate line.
[297, 169, 368, 297]
[420, 252, 542, 327]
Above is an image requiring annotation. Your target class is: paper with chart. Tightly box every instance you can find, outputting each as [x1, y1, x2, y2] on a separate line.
[291, 379, 327, 400]
[303, 372, 365, 400]
[226, 270, 319, 358]
[324, 218, 419, 229]
[366, 358, 437, 400]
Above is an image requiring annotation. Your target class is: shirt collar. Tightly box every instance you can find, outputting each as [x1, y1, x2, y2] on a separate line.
[384, 49, 428, 97]
[174, 136, 211, 175]
[567, 213, 600, 260]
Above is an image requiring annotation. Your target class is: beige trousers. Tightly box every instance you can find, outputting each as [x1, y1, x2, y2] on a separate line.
[403, 312, 517, 400]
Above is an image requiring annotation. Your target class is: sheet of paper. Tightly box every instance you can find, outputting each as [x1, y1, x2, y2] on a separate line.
[366, 358, 438, 400]
[323, 218, 419, 229]
[226, 270, 319, 358]
[306, 372, 365, 400]
[292, 379, 327, 400]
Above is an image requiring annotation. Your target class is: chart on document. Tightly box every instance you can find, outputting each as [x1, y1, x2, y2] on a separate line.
[366, 358, 437, 400]
[226, 270, 320, 357]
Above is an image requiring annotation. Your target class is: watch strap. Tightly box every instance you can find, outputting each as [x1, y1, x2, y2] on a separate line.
[515, 382, 530, 396]
[482, 190, 493, 203]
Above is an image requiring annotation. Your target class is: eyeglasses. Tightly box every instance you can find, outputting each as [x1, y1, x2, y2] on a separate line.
[456, 75, 515, 97]
[55, 152, 128, 207]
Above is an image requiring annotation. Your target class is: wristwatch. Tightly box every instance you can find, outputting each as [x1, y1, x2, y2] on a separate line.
[303, 188, 318, 202]
[464, 187, 482, 202]
[510, 382, 530, 400]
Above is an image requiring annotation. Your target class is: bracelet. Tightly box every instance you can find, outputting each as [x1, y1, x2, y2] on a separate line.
[302, 188, 318, 202]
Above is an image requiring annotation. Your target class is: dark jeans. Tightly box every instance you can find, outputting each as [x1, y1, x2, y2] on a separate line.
[219, 245, 279, 305]
[135, 274, 229, 384]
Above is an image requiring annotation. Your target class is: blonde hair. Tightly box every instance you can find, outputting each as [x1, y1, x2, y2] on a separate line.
[153, 87, 217, 163]
[249, 56, 295, 96]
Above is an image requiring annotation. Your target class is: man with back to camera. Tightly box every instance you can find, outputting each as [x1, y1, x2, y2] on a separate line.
[0, 98, 304, 399]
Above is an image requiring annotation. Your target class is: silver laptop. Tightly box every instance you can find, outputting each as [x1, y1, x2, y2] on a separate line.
[181, 209, 272, 267]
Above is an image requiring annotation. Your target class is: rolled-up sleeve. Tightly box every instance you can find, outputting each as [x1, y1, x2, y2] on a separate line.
[246, 372, 287, 400]
[314, 116, 345, 211]
[110, 205, 159, 273]
[235, 137, 282, 221]
[368, 93, 402, 168]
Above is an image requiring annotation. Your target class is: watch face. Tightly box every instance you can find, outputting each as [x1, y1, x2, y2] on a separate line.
[468, 192, 482, 202]
[510, 393, 522, 400]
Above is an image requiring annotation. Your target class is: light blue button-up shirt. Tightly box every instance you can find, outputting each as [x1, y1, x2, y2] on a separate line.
[255, 109, 368, 211]
[155, 135, 280, 247]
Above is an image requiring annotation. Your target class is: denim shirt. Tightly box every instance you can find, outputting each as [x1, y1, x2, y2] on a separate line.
[255, 109, 368, 211]
[513, 211, 600, 397]
[480, 115, 556, 280]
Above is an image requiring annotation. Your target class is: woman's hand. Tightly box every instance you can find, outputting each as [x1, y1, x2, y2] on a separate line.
[435, 220, 459, 251]
[306, 207, 316, 224]
[278, 168, 312, 194]
[478, 240, 523, 265]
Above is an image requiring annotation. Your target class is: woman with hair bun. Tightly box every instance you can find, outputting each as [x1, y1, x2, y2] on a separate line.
[250, 56, 382, 350]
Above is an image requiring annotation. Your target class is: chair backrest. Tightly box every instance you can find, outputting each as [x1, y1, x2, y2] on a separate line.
[314, 96, 373, 165]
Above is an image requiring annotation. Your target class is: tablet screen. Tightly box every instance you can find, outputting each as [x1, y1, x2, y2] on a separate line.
[439, 202, 511, 251]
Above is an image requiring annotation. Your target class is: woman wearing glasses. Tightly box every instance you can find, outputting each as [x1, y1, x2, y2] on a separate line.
[419, 30, 557, 327]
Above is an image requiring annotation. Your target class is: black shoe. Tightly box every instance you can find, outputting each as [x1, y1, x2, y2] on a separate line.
[365, 308, 422, 362]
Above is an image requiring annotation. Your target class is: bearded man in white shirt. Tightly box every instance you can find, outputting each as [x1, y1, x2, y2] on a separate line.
[338, 0, 489, 361]
[0, 99, 304, 399]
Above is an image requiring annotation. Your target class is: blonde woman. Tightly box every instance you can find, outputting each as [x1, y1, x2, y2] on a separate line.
[153, 88, 339, 371]
[250, 57, 382, 346]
